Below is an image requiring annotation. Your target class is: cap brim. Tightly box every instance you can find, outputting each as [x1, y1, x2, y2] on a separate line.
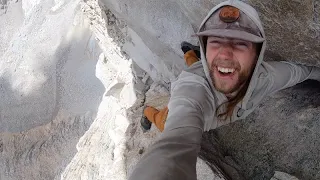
[195, 29, 265, 43]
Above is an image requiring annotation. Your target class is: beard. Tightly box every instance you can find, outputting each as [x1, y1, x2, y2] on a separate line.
[209, 57, 253, 94]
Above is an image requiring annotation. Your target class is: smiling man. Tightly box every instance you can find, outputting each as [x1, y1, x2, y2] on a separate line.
[130, 0, 320, 179]
[207, 37, 256, 95]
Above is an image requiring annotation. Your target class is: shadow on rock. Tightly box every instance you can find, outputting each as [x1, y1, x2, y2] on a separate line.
[200, 80, 320, 179]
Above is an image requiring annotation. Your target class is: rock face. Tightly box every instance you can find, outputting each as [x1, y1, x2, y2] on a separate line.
[0, 111, 95, 180]
[0, 0, 105, 179]
[212, 80, 320, 179]
[0, 0, 105, 132]
[99, 0, 320, 179]
[0, 0, 319, 179]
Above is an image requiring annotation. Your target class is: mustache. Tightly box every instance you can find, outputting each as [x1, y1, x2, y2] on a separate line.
[211, 58, 241, 70]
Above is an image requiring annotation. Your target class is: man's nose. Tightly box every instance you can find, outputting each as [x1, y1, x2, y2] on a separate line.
[218, 44, 233, 59]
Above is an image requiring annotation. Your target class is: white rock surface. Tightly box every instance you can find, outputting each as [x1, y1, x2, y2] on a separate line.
[0, 0, 105, 179]
[0, 0, 105, 132]
[271, 171, 299, 180]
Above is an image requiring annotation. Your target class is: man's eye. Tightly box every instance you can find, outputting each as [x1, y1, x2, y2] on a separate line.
[234, 42, 249, 48]
[210, 41, 221, 45]
[235, 42, 247, 46]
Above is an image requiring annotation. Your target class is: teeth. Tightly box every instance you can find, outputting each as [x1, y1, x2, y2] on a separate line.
[218, 67, 235, 73]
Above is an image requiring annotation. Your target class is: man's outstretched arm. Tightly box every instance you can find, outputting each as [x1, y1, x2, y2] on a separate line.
[129, 73, 211, 180]
[264, 61, 320, 94]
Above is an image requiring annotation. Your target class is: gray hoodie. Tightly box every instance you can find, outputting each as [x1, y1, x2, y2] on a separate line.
[129, 1, 320, 179]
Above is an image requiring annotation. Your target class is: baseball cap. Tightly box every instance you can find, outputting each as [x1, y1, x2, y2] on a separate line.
[196, 5, 265, 43]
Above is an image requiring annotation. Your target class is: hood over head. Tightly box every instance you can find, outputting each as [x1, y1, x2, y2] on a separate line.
[196, 0, 267, 109]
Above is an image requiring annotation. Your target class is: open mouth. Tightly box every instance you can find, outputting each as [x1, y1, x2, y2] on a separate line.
[217, 66, 236, 77]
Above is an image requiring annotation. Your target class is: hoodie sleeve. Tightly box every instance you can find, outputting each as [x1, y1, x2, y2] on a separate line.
[129, 72, 210, 180]
[265, 61, 320, 94]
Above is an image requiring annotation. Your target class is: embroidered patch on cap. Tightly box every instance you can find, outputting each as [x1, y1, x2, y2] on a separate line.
[219, 6, 240, 23]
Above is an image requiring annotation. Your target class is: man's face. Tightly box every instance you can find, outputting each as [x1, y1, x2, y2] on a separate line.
[206, 36, 257, 94]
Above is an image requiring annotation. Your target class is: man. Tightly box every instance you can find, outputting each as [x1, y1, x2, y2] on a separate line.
[130, 0, 320, 179]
